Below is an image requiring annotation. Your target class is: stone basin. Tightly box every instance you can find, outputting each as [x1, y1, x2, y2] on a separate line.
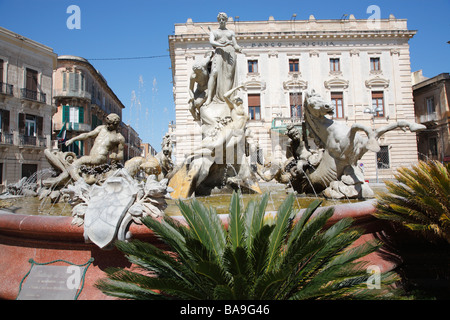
[0, 190, 396, 300]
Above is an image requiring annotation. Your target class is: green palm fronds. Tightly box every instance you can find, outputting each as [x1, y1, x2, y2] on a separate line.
[375, 160, 450, 243]
[96, 192, 398, 300]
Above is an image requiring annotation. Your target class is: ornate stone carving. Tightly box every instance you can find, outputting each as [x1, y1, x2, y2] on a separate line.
[257, 90, 426, 199]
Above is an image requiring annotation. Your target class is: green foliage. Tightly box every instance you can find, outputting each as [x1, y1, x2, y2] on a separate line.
[96, 192, 398, 300]
[375, 160, 450, 243]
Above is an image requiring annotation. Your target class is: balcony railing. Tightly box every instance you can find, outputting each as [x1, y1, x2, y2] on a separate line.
[19, 135, 36, 146]
[54, 89, 91, 100]
[0, 82, 14, 95]
[53, 122, 91, 132]
[20, 88, 46, 103]
[0, 133, 13, 144]
[18, 135, 47, 148]
[419, 113, 438, 123]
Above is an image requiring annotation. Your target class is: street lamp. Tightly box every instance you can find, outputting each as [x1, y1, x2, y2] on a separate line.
[364, 106, 384, 182]
[364, 106, 383, 117]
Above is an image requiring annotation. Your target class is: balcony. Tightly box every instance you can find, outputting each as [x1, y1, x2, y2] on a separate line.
[54, 89, 91, 101]
[419, 113, 438, 124]
[53, 122, 91, 132]
[0, 133, 13, 145]
[0, 83, 14, 96]
[19, 135, 47, 148]
[20, 88, 46, 103]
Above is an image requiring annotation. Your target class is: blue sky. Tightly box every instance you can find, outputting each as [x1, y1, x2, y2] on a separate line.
[0, 0, 448, 151]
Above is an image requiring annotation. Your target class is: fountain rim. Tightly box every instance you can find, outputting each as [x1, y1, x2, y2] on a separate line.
[0, 199, 377, 244]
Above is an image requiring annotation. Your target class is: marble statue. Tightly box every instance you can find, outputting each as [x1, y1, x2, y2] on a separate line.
[189, 52, 212, 121]
[258, 90, 426, 199]
[43, 113, 125, 189]
[168, 13, 261, 199]
[39, 113, 173, 249]
[204, 12, 242, 106]
[64, 169, 171, 249]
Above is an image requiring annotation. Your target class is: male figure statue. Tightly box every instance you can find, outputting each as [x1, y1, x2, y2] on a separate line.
[44, 113, 125, 187]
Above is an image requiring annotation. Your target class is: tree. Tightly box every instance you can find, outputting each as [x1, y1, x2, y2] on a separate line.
[375, 160, 450, 243]
[96, 192, 398, 300]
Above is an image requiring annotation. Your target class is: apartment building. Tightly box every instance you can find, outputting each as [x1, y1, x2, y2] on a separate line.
[0, 27, 57, 189]
[412, 71, 450, 163]
[52, 55, 142, 160]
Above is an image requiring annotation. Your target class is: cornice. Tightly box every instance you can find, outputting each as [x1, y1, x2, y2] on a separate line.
[169, 30, 416, 43]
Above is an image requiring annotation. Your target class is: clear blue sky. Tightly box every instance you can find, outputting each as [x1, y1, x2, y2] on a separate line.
[0, 0, 448, 151]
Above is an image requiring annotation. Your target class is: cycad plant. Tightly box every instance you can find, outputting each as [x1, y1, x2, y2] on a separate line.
[96, 192, 397, 300]
[375, 160, 450, 243]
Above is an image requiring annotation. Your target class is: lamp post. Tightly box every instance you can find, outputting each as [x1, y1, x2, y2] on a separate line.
[364, 105, 383, 117]
[364, 106, 383, 182]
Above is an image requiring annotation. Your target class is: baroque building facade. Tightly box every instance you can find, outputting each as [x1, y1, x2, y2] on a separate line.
[169, 14, 420, 182]
[52, 55, 142, 161]
[412, 71, 450, 163]
[0, 27, 57, 190]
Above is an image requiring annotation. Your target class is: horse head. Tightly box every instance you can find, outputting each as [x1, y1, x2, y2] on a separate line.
[304, 90, 334, 119]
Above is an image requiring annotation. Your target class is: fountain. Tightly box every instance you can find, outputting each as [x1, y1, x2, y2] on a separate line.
[0, 12, 425, 300]
[168, 12, 261, 199]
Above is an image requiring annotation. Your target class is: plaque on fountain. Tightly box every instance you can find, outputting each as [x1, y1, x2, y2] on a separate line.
[17, 264, 87, 300]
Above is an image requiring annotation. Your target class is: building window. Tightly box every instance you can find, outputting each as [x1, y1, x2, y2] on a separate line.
[370, 57, 380, 71]
[426, 97, 435, 115]
[248, 60, 258, 74]
[371, 91, 385, 117]
[66, 72, 86, 93]
[18, 113, 42, 137]
[63, 105, 84, 126]
[331, 92, 344, 119]
[0, 109, 10, 134]
[289, 59, 299, 73]
[330, 58, 340, 72]
[25, 114, 37, 137]
[429, 137, 438, 157]
[376, 146, 390, 169]
[21, 164, 38, 181]
[26, 68, 38, 92]
[290, 92, 302, 118]
[248, 94, 261, 120]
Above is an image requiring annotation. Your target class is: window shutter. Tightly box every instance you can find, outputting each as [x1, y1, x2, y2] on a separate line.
[62, 105, 69, 122]
[78, 107, 84, 123]
[26, 68, 38, 91]
[2, 110, 9, 132]
[248, 94, 260, 107]
[74, 73, 79, 91]
[62, 72, 66, 91]
[37, 116, 43, 136]
[18, 113, 25, 135]
[69, 73, 75, 92]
